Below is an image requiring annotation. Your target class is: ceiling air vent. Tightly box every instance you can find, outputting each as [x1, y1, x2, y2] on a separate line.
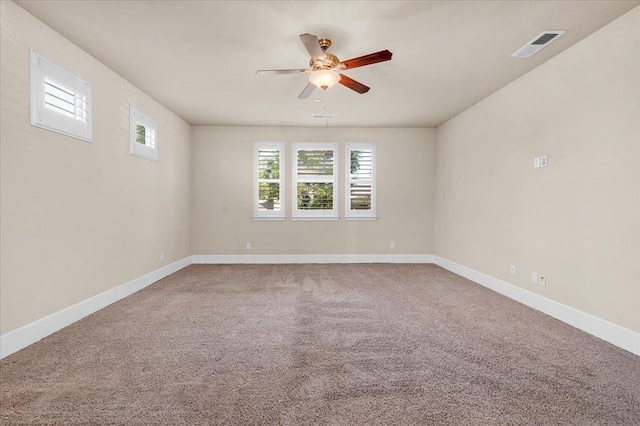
[312, 114, 335, 120]
[511, 31, 566, 58]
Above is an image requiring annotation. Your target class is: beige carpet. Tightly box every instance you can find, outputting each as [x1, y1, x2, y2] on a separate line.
[1, 264, 639, 425]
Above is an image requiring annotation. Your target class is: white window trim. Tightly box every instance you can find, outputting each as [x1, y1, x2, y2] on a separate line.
[30, 49, 92, 142]
[292, 142, 339, 220]
[130, 106, 158, 162]
[345, 142, 377, 220]
[253, 141, 285, 220]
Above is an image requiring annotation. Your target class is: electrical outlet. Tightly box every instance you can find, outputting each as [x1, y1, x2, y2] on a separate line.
[531, 272, 538, 283]
[540, 155, 548, 167]
[510, 265, 516, 276]
[246, 243, 251, 250]
[160, 251, 164, 261]
[390, 242, 395, 249]
[534, 157, 540, 168]
[539, 274, 546, 287]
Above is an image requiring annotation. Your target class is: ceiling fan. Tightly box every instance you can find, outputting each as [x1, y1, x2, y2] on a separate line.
[256, 33, 392, 99]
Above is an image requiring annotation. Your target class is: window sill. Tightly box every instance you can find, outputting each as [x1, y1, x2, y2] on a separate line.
[291, 216, 339, 221]
[253, 216, 286, 221]
[130, 151, 158, 162]
[344, 216, 377, 221]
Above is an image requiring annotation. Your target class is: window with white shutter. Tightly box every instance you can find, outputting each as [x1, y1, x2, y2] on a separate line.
[345, 143, 376, 219]
[130, 106, 158, 161]
[292, 142, 338, 220]
[254, 142, 285, 220]
[30, 49, 92, 142]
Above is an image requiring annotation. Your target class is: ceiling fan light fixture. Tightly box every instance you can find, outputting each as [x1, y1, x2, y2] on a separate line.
[309, 70, 341, 90]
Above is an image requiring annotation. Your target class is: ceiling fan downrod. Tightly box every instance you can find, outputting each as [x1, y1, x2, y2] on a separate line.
[318, 39, 331, 52]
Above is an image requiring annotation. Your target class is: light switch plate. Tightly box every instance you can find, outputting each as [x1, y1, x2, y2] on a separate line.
[540, 155, 548, 167]
[534, 157, 540, 168]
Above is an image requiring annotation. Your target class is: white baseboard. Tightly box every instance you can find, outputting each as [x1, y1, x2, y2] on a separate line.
[192, 254, 435, 264]
[0, 256, 192, 359]
[434, 256, 640, 356]
[3, 254, 636, 359]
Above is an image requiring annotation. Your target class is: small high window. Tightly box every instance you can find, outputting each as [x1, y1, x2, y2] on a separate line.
[130, 106, 158, 161]
[30, 49, 92, 142]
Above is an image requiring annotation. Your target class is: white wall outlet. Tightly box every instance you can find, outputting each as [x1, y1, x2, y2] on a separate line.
[539, 274, 546, 287]
[534, 157, 540, 168]
[540, 155, 548, 167]
[160, 251, 164, 261]
[531, 272, 538, 283]
[246, 243, 251, 250]
[510, 265, 516, 276]
[390, 242, 395, 249]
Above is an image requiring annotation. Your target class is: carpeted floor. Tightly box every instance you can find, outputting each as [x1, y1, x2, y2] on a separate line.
[1, 264, 639, 425]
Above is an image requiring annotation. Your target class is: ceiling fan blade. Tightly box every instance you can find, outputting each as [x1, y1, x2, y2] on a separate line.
[338, 74, 370, 94]
[298, 82, 316, 99]
[300, 33, 324, 60]
[341, 50, 393, 70]
[256, 69, 308, 75]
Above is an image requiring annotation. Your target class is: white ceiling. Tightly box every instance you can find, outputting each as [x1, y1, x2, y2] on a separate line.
[16, 1, 639, 127]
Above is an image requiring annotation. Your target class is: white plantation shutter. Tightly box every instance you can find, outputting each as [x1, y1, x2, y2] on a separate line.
[292, 143, 338, 220]
[345, 143, 377, 219]
[257, 150, 281, 212]
[44, 78, 88, 121]
[297, 150, 334, 177]
[254, 142, 285, 220]
[30, 49, 92, 142]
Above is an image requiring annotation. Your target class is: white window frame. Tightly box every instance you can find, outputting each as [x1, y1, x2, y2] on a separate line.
[130, 106, 159, 162]
[253, 141, 285, 220]
[345, 143, 377, 220]
[30, 49, 92, 142]
[292, 142, 339, 220]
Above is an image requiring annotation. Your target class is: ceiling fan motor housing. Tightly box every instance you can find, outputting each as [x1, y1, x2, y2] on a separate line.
[310, 53, 340, 71]
[309, 39, 341, 71]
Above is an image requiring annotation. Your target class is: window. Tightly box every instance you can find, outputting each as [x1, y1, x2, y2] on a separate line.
[130, 106, 158, 161]
[345, 143, 377, 219]
[30, 49, 92, 142]
[292, 142, 338, 220]
[253, 142, 285, 220]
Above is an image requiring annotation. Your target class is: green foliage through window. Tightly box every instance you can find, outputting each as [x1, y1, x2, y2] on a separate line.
[136, 124, 146, 145]
[351, 150, 361, 174]
[297, 182, 334, 210]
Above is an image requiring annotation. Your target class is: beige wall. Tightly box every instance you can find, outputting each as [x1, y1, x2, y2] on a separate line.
[191, 126, 436, 255]
[434, 8, 640, 332]
[0, 1, 192, 334]
[2, 0, 637, 342]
